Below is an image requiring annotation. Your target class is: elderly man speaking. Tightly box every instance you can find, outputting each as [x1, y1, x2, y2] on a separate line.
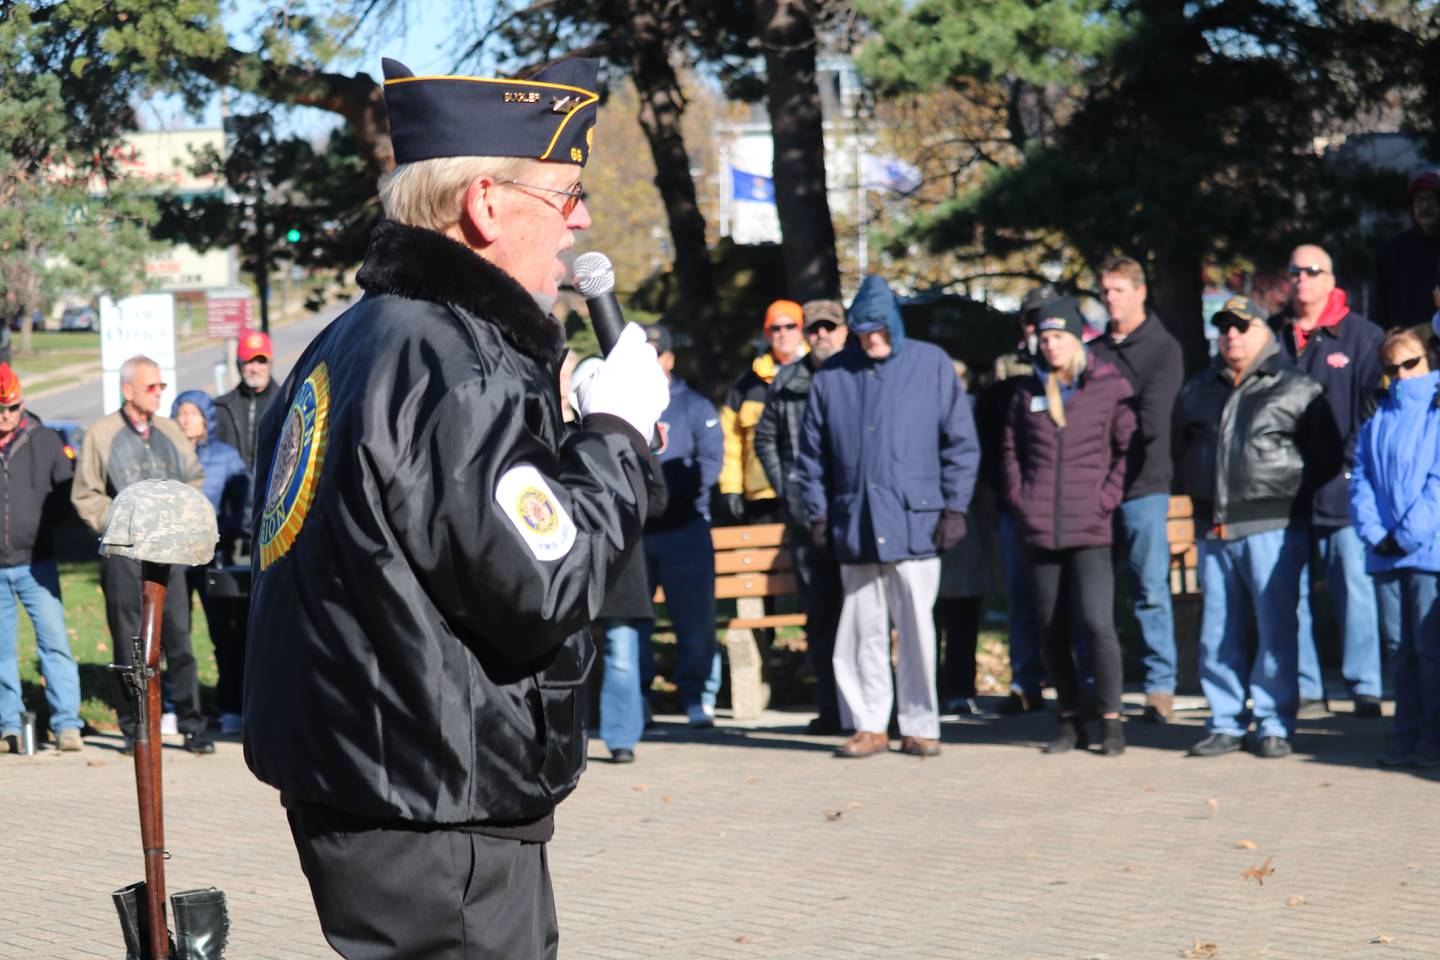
[243, 57, 668, 958]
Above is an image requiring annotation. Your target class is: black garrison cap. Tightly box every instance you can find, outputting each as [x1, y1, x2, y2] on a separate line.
[381, 58, 600, 167]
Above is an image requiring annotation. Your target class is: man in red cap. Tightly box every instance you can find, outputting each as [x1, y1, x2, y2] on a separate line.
[214, 329, 278, 473]
[718, 298, 806, 524]
[0, 363, 85, 754]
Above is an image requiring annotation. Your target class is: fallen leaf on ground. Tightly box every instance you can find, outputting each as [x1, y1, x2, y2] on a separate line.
[1241, 858, 1275, 886]
[1235, 839, 1258, 849]
[1404, 863, 1421, 871]
[1122, 864, 1138, 873]
[632, 784, 649, 792]
[735, 936, 751, 944]
[745, 775, 758, 784]
[1183, 940, 1220, 958]
[823, 810, 843, 821]
[1286, 896, 1306, 907]
[1205, 796, 1221, 815]
[1317, 780, 1333, 788]
[1372, 933, 1393, 944]
[86, 759, 104, 768]
[96, 642, 107, 653]
[846, 801, 863, 810]
[661, 796, 673, 804]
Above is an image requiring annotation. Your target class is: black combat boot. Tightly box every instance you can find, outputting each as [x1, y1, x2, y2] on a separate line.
[171, 887, 229, 960]
[1043, 715, 1090, 754]
[1099, 717, 1126, 756]
[112, 882, 145, 960]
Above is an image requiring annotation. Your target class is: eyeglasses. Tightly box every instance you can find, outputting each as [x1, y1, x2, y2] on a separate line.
[1214, 317, 1252, 334]
[806, 320, 839, 335]
[1288, 264, 1329, 278]
[1383, 355, 1425, 377]
[140, 383, 167, 394]
[497, 178, 586, 218]
[0, 403, 20, 414]
[767, 323, 799, 333]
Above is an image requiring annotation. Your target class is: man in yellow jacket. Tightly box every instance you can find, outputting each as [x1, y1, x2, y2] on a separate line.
[719, 299, 807, 524]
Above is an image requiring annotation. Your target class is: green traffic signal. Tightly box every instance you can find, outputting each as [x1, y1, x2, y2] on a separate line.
[285, 227, 301, 243]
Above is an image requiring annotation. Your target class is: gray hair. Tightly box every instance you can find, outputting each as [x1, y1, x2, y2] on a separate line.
[378, 155, 536, 231]
[119, 355, 159, 386]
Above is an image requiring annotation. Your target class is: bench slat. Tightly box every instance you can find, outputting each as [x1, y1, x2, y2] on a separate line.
[727, 613, 808, 630]
[715, 572, 797, 599]
[710, 524, 787, 550]
[715, 548, 791, 574]
[1167, 517, 1195, 544]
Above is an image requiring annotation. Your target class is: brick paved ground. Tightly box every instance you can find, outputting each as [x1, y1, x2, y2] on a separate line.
[3, 696, 1438, 959]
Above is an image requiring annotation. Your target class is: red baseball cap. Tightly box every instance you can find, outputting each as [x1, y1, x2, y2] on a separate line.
[238, 330, 273, 362]
[0, 363, 19, 405]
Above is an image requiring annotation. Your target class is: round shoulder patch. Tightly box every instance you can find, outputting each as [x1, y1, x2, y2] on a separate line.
[495, 464, 577, 561]
[258, 363, 331, 570]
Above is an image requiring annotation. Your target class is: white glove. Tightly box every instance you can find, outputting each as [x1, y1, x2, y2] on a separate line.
[576, 322, 669, 439]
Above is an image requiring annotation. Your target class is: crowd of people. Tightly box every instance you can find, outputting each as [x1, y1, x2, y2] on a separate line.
[587, 167, 1440, 768]
[0, 331, 278, 755]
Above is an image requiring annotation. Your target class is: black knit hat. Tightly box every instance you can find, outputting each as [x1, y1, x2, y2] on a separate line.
[382, 57, 599, 167]
[1033, 296, 1086, 341]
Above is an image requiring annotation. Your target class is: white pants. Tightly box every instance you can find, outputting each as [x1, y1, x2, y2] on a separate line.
[833, 558, 942, 739]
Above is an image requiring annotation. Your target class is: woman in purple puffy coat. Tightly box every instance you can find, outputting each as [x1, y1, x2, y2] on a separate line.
[1000, 297, 1137, 756]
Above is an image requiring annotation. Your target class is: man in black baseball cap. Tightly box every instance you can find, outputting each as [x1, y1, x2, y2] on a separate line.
[245, 56, 668, 957]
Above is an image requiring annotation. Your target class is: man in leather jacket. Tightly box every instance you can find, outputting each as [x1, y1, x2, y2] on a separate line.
[1174, 296, 1341, 760]
[243, 57, 668, 958]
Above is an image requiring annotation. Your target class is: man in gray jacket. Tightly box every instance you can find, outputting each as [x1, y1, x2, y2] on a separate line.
[755, 299, 848, 734]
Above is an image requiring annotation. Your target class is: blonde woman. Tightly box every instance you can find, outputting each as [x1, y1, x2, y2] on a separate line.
[1001, 297, 1136, 755]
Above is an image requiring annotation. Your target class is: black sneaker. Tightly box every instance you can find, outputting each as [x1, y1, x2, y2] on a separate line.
[1187, 732, 1244, 757]
[1254, 736, 1292, 759]
[609, 748, 635, 764]
[183, 731, 216, 755]
[997, 691, 1045, 715]
[1353, 696, 1383, 719]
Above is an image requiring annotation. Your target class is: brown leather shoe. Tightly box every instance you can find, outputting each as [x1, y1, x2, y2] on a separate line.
[835, 731, 889, 758]
[900, 736, 941, 757]
[1143, 692, 1175, 723]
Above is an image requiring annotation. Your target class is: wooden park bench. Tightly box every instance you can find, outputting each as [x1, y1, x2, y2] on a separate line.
[1166, 495, 1201, 596]
[654, 523, 802, 720]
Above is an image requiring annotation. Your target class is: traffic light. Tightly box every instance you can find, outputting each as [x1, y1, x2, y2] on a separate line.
[285, 227, 301, 244]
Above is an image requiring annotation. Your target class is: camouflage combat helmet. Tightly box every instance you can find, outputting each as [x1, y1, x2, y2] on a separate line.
[99, 480, 218, 566]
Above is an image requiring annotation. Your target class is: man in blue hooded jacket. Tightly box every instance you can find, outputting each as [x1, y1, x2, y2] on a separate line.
[797, 275, 980, 758]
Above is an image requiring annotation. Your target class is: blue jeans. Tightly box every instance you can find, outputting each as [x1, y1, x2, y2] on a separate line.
[643, 517, 720, 711]
[0, 561, 82, 734]
[1386, 571, 1440, 756]
[1296, 524, 1382, 700]
[598, 619, 648, 752]
[1117, 494, 1178, 693]
[1000, 511, 1044, 697]
[1198, 526, 1307, 740]
[1375, 573, 1403, 696]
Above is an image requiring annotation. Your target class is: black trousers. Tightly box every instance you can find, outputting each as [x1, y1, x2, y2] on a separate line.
[287, 805, 559, 959]
[1027, 546, 1123, 715]
[102, 556, 204, 739]
[790, 530, 844, 726]
[935, 596, 982, 700]
[188, 569, 249, 717]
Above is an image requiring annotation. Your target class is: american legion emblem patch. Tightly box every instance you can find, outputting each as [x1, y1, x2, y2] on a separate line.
[495, 463, 577, 561]
[259, 363, 331, 570]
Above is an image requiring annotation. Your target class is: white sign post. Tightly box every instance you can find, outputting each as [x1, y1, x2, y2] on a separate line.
[100, 294, 177, 416]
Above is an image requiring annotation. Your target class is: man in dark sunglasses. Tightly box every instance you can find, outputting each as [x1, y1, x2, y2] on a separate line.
[1272, 243, 1386, 720]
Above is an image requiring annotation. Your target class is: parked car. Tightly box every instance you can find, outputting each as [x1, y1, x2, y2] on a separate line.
[59, 305, 98, 332]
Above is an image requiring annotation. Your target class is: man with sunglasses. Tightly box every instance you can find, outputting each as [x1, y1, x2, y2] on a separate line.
[1176, 297, 1342, 759]
[0, 363, 84, 755]
[1269, 244, 1386, 719]
[717, 299, 808, 526]
[755, 299, 849, 733]
[71, 354, 212, 755]
[243, 58, 667, 956]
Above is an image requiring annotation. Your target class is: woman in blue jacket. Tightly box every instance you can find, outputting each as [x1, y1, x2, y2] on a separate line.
[1350, 328, 1440, 768]
[173, 390, 249, 734]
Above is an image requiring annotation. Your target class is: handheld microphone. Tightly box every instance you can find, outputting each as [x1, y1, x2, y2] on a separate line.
[571, 252, 625, 356]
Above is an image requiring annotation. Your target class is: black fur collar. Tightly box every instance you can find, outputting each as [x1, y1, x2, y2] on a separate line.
[355, 219, 567, 365]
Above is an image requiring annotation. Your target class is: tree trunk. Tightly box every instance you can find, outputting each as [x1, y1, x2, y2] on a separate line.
[627, 1, 721, 395]
[757, 0, 840, 301]
[1148, 246, 1208, 376]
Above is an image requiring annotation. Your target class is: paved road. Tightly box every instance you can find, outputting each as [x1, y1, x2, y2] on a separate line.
[3, 700, 1438, 959]
[27, 301, 351, 428]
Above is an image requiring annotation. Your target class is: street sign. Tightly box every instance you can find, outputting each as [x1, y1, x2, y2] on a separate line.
[100, 294, 177, 416]
[206, 297, 252, 339]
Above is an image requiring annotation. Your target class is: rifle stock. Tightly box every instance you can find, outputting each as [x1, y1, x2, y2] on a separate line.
[134, 562, 171, 959]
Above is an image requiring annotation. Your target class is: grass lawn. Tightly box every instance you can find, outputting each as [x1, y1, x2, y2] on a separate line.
[12, 561, 217, 734]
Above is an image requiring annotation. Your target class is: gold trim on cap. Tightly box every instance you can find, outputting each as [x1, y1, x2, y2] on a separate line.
[383, 74, 597, 98]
